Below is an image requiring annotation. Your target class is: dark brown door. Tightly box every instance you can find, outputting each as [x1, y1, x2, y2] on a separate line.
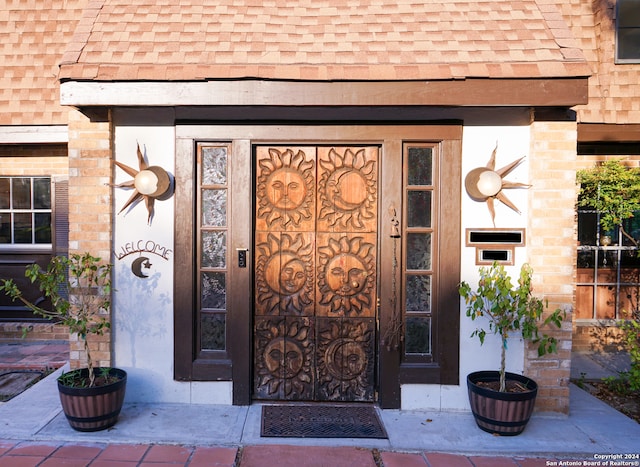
[253, 146, 378, 402]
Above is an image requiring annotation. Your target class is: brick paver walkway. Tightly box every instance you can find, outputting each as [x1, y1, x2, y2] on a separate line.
[0, 440, 585, 466]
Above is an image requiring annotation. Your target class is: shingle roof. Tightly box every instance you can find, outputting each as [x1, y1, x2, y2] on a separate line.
[59, 0, 591, 82]
[0, 0, 88, 126]
[1, 0, 592, 127]
[558, 0, 640, 125]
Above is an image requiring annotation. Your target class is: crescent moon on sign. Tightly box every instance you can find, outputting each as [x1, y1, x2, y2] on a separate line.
[132, 256, 151, 278]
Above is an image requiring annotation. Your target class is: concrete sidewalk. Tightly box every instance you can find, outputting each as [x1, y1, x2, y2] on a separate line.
[0, 365, 638, 463]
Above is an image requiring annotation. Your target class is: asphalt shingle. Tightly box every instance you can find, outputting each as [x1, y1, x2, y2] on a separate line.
[58, 0, 590, 82]
[0, 0, 88, 126]
[2, 0, 600, 127]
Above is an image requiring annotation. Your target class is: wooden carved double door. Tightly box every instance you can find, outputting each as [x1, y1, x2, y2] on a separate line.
[254, 145, 378, 402]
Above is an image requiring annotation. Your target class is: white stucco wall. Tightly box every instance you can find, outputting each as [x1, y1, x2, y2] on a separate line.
[110, 109, 534, 409]
[112, 109, 232, 404]
[402, 122, 532, 410]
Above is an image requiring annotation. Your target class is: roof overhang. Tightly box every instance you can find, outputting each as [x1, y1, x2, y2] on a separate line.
[60, 78, 589, 108]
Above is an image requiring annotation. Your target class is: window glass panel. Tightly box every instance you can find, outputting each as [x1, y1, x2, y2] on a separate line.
[34, 213, 51, 243]
[33, 178, 51, 209]
[407, 147, 432, 186]
[621, 251, 640, 268]
[406, 233, 431, 270]
[13, 213, 32, 243]
[619, 0, 640, 27]
[202, 189, 227, 227]
[617, 0, 640, 62]
[407, 191, 432, 228]
[202, 146, 228, 185]
[405, 317, 431, 354]
[618, 29, 640, 60]
[201, 231, 227, 268]
[623, 213, 640, 246]
[598, 250, 617, 268]
[0, 214, 9, 243]
[577, 249, 595, 269]
[577, 210, 597, 246]
[201, 313, 226, 350]
[406, 275, 431, 312]
[0, 178, 9, 209]
[201, 272, 226, 310]
[12, 179, 31, 209]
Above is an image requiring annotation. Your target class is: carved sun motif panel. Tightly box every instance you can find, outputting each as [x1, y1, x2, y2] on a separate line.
[255, 232, 315, 316]
[316, 233, 376, 318]
[254, 145, 378, 402]
[254, 316, 314, 400]
[317, 147, 378, 232]
[317, 318, 375, 402]
[255, 147, 315, 232]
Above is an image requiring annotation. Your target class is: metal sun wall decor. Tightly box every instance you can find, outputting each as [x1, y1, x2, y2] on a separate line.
[464, 143, 531, 226]
[113, 143, 173, 224]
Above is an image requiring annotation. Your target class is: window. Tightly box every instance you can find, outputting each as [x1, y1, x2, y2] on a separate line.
[576, 206, 640, 320]
[0, 177, 52, 249]
[198, 145, 230, 353]
[403, 145, 435, 360]
[616, 0, 640, 63]
[1, 176, 67, 321]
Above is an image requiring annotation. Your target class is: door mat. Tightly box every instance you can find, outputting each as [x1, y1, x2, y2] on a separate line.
[261, 405, 388, 439]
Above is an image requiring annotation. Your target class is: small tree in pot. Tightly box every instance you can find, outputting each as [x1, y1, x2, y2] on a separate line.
[459, 262, 564, 435]
[0, 252, 127, 431]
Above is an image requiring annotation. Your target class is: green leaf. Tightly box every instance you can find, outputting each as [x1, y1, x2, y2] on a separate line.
[458, 262, 565, 390]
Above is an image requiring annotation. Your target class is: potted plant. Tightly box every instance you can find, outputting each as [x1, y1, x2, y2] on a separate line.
[0, 252, 126, 432]
[458, 262, 564, 435]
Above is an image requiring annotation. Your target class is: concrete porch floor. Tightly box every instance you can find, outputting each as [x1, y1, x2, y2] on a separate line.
[0, 341, 637, 466]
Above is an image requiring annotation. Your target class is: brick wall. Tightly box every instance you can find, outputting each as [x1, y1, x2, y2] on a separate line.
[573, 324, 626, 353]
[525, 118, 577, 414]
[0, 144, 68, 175]
[0, 323, 70, 342]
[67, 109, 114, 369]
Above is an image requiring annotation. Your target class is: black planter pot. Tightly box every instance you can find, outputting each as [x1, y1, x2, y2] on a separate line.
[57, 367, 127, 432]
[467, 370, 538, 436]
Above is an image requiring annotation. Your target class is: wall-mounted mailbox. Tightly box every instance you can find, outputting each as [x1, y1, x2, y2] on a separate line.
[466, 228, 525, 265]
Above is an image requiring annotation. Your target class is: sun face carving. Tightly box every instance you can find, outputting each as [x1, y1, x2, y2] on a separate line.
[318, 147, 377, 231]
[254, 317, 314, 399]
[317, 235, 376, 316]
[255, 232, 314, 316]
[317, 319, 374, 401]
[256, 148, 315, 230]
[464, 143, 531, 226]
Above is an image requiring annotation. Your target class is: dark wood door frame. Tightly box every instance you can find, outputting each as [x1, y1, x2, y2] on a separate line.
[175, 124, 462, 408]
